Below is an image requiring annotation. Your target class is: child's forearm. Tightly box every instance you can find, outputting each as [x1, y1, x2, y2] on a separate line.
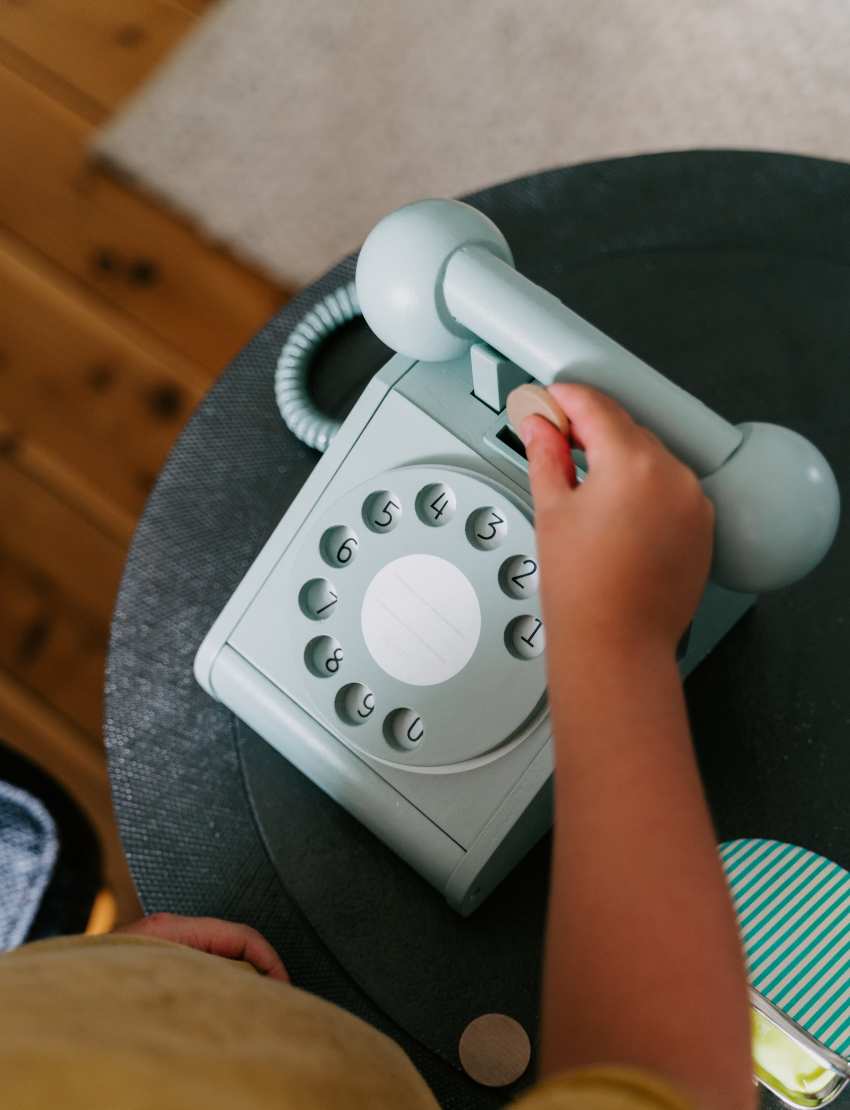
[541, 633, 754, 1110]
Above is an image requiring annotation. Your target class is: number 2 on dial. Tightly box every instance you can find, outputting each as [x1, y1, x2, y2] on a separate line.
[511, 559, 537, 591]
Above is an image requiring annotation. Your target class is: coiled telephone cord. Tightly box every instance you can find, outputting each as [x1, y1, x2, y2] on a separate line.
[274, 281, 361, 452]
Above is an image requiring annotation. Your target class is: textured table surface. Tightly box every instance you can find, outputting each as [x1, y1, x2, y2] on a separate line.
[106, 151, 850, 1109]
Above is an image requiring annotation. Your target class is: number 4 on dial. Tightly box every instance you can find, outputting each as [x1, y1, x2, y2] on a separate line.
[418, 483, 457, 527]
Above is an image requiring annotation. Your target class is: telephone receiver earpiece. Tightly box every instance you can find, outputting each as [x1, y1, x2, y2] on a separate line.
[355, 199, 840, 594]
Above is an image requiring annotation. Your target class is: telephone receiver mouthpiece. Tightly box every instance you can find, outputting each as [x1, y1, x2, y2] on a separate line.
[355, 199, 840, 594]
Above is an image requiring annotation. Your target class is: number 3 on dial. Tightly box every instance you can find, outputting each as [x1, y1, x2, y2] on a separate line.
[469, 506, 508, 550]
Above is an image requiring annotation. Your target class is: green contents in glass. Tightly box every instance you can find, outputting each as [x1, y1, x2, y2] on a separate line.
[752, 1009, 845, 1107]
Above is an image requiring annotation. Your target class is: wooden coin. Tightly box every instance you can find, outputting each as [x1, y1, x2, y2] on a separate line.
[506, 383, 570, 438]
[458, 1013, 531, 1087]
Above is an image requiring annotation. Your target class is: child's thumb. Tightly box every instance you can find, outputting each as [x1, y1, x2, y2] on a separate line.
[522, 414, 576, 513]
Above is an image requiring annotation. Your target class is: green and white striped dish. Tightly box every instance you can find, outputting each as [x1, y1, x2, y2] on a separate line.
[721, 839, 850, 1057]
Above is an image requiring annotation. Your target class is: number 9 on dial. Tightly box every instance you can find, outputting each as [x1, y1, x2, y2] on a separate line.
[336, 682, 375, 726]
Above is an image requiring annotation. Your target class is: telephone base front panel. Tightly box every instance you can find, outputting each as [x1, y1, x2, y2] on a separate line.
[196, 351, 755, 915]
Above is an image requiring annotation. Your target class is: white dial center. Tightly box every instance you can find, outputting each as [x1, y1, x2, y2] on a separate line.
[361, 554, 481, 686]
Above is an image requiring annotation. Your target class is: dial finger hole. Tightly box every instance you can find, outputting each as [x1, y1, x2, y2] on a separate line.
[468, 506, 508, 550]
[416, 483, 456, 527]
[363, 490, 402, 533]
[336, 683, 375, 725]
[299, 577, 339, 620]
[321, 525, 359, 568]
[384, 708, 424, 750]
[500, 555, 539, 599]
[505, 615, 545, 660]
[305, 635, 344, 677]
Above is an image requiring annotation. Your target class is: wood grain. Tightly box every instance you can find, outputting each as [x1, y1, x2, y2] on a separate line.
[0, 548, 109, 738]
[0, 0, 195, 112]
[0, 456, 125, 627]
[0, 224, 207, 527]
[0, 0, 267, 926]
[0, 32, 105, 124]
[0, 661, 142, 924]
[171, 0, 215, 13]
[0, 61, 290, 373]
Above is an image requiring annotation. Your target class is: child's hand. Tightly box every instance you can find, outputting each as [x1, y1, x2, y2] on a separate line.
[522, 384, 714, 659]
[113, 913, 289, 982]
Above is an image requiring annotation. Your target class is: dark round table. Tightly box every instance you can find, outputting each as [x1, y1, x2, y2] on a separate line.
[106, 151, 850, 1110]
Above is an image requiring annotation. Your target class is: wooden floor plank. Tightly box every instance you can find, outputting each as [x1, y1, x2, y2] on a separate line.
[0, 662, 142, 925]
[172, 0, 214, 13]
[0, 225, 207, 526]
[0, 457, 125, 627]
[0, 416, 135, 549]
[0, 0, 195, 113]
[0, 61, 290, 374]
[0, 549, 108, 739]
[0, 0, 261, 926]
[0, 31, 105, 124]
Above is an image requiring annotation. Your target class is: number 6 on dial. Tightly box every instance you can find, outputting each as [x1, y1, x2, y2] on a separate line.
[321, 525, 359, 568]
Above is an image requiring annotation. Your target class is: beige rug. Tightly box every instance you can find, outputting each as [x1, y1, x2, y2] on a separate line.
[94, 0, 850, 286]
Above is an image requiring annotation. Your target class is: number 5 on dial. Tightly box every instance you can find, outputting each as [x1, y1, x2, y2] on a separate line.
[364, 490, 402, 533]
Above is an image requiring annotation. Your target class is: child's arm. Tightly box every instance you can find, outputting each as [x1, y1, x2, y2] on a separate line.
[523, 384, 754, 1110]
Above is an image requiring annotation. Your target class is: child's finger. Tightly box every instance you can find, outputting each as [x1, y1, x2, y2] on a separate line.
[546, 383, 642, 469]
[522, 413, 577, 512]
[115, 912, 290, 982]
[208, 920, 290, 983]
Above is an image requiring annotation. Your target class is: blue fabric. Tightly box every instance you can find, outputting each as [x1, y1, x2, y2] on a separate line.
[0, 780, 58, 951]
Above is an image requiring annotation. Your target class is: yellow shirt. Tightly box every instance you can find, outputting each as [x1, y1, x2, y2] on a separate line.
[0, 934, 695, 1110]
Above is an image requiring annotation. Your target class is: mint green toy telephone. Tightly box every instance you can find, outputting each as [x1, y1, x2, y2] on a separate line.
[195, 199, 839, 916]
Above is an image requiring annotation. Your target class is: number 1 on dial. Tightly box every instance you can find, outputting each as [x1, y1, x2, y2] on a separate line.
[509, 615, 546, 660]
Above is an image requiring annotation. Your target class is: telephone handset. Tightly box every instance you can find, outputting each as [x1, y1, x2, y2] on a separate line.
[356, 199, 840, 594]
[195, 200, 839, 915]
